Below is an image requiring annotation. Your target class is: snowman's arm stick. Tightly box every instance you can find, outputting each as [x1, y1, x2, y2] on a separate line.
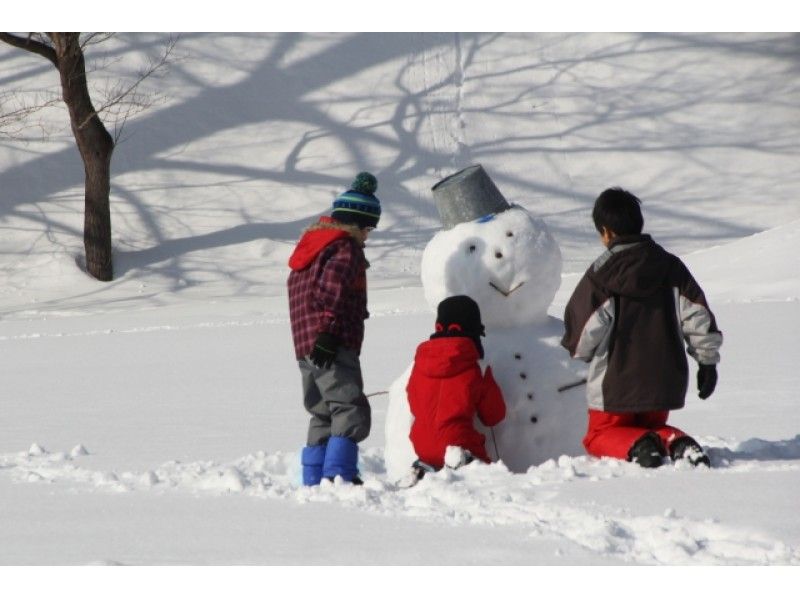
[490, 427, 501, 462]
[366, 390, 389, 399]
[557, 378, 587, 392]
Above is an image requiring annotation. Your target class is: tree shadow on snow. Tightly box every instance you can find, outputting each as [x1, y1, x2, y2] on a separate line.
[2, 32, 799, 300]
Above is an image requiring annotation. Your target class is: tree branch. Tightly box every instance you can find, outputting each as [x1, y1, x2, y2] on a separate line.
[78, 35, 178, 133]
[0, 32, 57, 66]
[0, 91, 61, 138]
[80, 32, 115, 49]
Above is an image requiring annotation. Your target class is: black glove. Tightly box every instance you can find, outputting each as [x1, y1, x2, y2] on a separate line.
[697, 363, 718, 399]
[309, 332, 339, 369]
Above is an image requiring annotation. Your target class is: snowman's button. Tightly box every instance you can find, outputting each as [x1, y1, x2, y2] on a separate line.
[527, 393, 534, 400]
[506, 231, 513, 237]
[495, 251, 503, 259]
[514, 353, 522, 360]
[530, 416, 538, 424]
[519, 372, 527, 380]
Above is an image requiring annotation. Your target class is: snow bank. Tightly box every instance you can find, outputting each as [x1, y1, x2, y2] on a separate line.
[685, 218, 800, 303]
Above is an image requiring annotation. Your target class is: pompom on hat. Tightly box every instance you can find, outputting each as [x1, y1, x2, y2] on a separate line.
[332, 172, 382, 229]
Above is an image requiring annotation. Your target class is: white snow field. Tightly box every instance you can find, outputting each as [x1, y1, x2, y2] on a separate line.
[1, 33, 800, 566]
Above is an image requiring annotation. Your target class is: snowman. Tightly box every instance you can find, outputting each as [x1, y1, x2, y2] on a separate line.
[384, 165, 587, 480]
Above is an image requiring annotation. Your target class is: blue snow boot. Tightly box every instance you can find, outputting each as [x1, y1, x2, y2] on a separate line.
[301, 443, 327, 486]
[322, 436, 361, 484]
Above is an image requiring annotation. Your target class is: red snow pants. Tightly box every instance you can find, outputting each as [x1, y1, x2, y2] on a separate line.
[583, 409, 686, 460]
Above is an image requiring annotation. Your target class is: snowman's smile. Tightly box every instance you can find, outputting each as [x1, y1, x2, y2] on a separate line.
[489, 281, 525, 297]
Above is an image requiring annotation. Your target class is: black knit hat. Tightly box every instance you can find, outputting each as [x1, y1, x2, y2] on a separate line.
[432, 295, 486, 357]
[331, 172, 382, 229]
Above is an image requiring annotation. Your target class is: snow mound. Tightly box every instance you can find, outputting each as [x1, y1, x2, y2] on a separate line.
[2, 442, 799, 565]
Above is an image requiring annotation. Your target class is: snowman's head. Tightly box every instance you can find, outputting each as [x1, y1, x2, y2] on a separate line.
[421, 206, 562, 329]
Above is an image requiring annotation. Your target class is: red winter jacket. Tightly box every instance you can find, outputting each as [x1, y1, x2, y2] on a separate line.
[287, 217, 369, 359]
[407, 336, 506, 468]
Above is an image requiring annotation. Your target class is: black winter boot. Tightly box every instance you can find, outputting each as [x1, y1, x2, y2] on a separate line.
[324, 474, 363, 485]
[396, 460, 439, 489]
[627, 431, 667, 468]
[669, 436, 711, 467]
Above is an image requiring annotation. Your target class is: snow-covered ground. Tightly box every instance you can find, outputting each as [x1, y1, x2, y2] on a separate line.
[1, 33, 799, 570]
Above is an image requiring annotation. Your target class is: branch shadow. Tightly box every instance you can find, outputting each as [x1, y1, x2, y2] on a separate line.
[114, 217, 318, 278]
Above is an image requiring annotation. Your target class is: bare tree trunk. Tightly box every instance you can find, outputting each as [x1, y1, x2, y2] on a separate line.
[3, 32, 174, 281]
[49, 33, 114, 281]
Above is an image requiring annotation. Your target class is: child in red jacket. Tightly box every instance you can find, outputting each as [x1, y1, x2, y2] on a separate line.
[405, 295, 506, 482]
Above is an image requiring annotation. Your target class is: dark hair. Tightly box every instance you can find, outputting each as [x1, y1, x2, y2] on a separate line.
[592, 187, 644, 235]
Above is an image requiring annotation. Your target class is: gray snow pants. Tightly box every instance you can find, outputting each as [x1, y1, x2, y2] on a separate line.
[299, 348, 371, 446]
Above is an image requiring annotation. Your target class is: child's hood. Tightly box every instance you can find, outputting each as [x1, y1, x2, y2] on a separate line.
[288, 217, 359, 271]
[413, 337, 481, 378]
[588, 234, 672, 299]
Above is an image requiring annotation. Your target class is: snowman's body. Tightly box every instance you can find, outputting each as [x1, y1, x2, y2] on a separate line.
[384, 206, 587, 480]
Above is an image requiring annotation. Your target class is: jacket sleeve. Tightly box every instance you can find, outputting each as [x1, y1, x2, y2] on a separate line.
[561, 272, 614, 362]
[675, 260, 722, 365]
[315, 239, 361, 338]
[476, 366, 506, 427]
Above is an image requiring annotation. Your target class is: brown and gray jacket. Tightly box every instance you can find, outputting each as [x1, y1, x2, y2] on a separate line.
[561, 234, 722, 413]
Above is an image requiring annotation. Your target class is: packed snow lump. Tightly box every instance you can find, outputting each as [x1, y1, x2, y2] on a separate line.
[385, 205, 587, 480]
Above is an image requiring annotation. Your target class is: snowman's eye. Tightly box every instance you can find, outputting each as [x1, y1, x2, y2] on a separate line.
[467, 244, 476, 254]
[506, 231, 513, 237]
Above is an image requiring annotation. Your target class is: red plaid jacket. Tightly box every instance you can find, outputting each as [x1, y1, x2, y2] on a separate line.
[287, 218, 369, 359]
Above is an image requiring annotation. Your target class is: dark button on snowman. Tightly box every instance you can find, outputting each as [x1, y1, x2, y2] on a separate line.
[385, 165, 586, 479]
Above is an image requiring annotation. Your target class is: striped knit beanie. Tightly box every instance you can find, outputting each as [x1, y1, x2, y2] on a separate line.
[331, 172, 381, 229]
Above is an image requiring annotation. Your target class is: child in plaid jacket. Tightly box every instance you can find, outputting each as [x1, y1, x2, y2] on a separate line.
[287, 172, 381, 485]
